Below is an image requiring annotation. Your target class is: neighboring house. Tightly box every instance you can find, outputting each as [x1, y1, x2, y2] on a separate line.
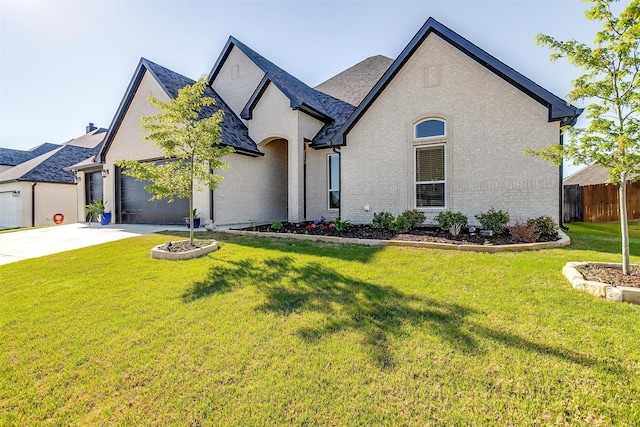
[93, 17, 581, 227]
[0, 127, 106, 228]
[0, 143, 59, 173]
[563, 164, 639, 222]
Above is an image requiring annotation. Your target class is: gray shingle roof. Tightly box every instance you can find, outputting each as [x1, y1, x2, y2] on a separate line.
[209, 37, 355, 146]
[20, 145, 99, 183]
[0, 143, 59, 166]
[314, 55, 394, 107]
[143, 58, 260, 155]
[98, 58, 261, 162]
[0, 129, 105, 184]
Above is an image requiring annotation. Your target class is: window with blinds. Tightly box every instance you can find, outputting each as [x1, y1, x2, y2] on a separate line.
[415, 145, 445, 207]
[328, 154, 340, 209]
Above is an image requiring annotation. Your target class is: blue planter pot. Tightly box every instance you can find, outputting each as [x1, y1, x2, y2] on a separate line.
[186, 218, 200, 228]
[99, 212, 111, 226]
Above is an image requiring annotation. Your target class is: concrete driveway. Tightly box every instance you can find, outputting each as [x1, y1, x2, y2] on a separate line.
[0, 223, 186, 265]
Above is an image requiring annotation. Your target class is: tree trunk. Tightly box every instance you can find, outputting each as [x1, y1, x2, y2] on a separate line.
[189, 180, 194, 246]
[619, 173, 630, 274]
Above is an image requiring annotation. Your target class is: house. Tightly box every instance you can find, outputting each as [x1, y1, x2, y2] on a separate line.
[92, 17, 581, 227]
[0, 127, 106, 228]
[0, 143, 59, 173]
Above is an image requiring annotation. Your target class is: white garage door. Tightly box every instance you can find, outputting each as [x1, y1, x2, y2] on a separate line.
[0, 192, 20, 229]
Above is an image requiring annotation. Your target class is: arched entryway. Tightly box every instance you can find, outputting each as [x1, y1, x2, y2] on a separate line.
[258, 137, 288, 222]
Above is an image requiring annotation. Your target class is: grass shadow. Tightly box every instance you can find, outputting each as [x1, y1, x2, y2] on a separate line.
[182, 255, 623, 373]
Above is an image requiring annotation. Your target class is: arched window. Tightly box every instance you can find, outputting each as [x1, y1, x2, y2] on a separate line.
[415, 119, 445, 140]
[414, 118, 446, 208]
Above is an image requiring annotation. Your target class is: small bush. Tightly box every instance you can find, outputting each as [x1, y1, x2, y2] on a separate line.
[372, 211, 395, 230]
[330, 217, 351, 232]
[399, 209, 426, 229]
[434, 211, 468, 232]
[271, 221, 283, 231]
[475, 208, 510, 234]
[508, 222, 541, 243]
[389, 215, 411, 233]
[449, 222, 463, 236]
[526, 215, 559, 239]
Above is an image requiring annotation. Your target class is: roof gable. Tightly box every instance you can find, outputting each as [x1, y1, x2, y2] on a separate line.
[98, 58, 261, 162]
[331, 17, 583, 146]
[208, 37, 355, 142]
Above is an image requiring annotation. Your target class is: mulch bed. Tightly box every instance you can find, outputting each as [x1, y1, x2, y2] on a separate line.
[161, 240, 214, 253]
[241, 222, 560, 246]
[579, 265, 640, 288]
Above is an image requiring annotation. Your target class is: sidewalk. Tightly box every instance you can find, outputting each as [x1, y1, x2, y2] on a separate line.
[0, 223, 185, 266]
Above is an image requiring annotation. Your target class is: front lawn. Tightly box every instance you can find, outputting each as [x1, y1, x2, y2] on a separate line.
[1, 222, 639, 425]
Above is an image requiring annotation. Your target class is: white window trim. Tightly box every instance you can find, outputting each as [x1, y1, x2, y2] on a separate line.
[414, 143, 447, 210]
[327, 153, 339, 211]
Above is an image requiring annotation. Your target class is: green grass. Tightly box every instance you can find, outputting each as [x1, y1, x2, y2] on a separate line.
[1, 222, 639, 425]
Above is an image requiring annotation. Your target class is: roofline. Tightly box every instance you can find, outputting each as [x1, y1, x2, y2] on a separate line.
[97, 58, 156, 163]
[209, 36, 333, 124]
[241, 74, 271, 120]
[208, 37, 235, 84]
[331, 17, 583, 146]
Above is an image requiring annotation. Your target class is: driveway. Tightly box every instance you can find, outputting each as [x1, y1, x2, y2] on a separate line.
[0, 223, 185, 265]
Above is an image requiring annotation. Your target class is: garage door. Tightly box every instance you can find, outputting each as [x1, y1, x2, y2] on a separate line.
[0, 191, 20, 229]
[118, 171, 189, 225]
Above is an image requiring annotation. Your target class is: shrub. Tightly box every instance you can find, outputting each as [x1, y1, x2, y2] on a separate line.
[372, 211, 395, 230]
[449, 222, 463, 236]
[399, 209, 426, 229]
[389, 215, 411, 233]
[475, 208, 510, 234]
[271, 221, 283, 231]
[330, 217, 351, 232]
[507, 222, 541, 243]
[434, 211, 468, 232]
[526, 215, 559, 239]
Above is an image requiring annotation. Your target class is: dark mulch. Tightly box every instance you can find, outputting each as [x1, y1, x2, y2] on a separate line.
[160, 240, 214, 253]
[240, 222, 560, 246]
[579, 265, 640, 288]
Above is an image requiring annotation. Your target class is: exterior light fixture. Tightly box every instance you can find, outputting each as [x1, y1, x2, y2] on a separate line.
[101, 169, 109, 178]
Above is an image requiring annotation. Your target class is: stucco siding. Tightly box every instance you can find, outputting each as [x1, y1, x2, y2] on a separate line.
[0, 181, 77, 228]
[211, 46, 265, 118]
[298, 114, 328, 221]
[213, 141, 287, 226]
[34, 182, 78, 226]
[341, 34, 559, 225]
[305, 148, 340, 221]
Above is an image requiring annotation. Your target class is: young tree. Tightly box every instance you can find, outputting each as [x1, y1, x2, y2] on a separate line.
[531, 0, 640, 274]
[118, 76, 233, 245]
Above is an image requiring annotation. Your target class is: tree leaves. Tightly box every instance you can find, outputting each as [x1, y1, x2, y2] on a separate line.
[116, 76, 234, 244]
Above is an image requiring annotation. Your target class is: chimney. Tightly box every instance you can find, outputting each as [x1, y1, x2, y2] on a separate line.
[86, 123, 97, 133]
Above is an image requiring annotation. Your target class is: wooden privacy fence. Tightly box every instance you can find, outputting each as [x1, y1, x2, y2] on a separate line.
[564, 184, 583, 222]
[580, 181, 640, 223]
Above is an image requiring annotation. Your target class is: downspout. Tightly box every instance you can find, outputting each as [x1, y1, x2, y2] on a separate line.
[209, 167, 215, 224]
[303, 143, 307, 220]
[31, 182, 37, 227]
[332, 146, 341, 218]
[558, 131, 568, 231]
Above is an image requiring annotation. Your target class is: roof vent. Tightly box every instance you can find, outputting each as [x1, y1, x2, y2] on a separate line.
[86, 123, 97, 133]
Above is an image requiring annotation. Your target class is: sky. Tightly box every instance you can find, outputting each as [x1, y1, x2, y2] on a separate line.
[0, 0, 605, 175]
